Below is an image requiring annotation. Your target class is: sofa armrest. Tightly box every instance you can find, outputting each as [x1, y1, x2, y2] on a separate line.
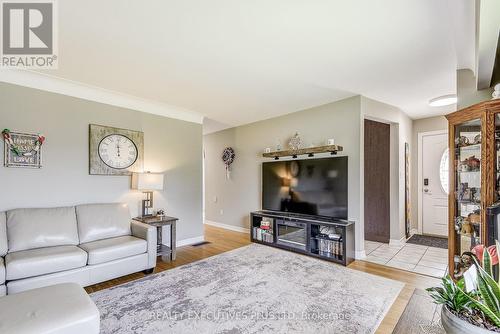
[131, 221, 157, 269]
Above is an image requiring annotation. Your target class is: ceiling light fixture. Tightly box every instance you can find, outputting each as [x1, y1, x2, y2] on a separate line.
[429, 94, 457, 107]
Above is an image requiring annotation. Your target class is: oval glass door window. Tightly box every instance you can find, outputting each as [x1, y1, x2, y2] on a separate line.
[439, 148, 449, 194]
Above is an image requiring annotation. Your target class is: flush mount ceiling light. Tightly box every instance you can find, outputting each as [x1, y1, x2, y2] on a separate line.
[429, 94, 457, 107]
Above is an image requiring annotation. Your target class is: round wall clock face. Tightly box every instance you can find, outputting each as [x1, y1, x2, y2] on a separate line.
[98, 134, 138, 169]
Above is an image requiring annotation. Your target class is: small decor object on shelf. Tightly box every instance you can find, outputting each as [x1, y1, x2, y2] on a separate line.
[327, 138, 335, 146]
[221, 147, 235, 180]
[276, 140, 282, 151]
[89, 124, 144, 175]
[288, 132, 302, 150]
[156, 209, 165, 217]
[264, 147, 271, 153]
[465, 156, 481, 171]
[2, 129, 45, 168]
[492, 83, 500, 99]
[260, 218, 272, 230]
[252, 217, 274, 243]
[456, 135, 470, 147]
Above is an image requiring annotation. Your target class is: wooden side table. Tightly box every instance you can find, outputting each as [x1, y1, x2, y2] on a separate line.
[133, 215, 178, 261]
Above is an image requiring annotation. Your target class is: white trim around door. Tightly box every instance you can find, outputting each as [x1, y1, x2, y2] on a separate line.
[417, 129, 448, 235]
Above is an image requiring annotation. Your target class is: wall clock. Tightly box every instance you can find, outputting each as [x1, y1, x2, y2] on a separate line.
[89, 124, 144, 175]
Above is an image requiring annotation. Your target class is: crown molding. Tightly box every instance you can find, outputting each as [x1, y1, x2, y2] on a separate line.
[0, 69, 204, 124]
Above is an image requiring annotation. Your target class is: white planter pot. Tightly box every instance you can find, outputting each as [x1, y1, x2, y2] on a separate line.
[441, 306, 495, 334]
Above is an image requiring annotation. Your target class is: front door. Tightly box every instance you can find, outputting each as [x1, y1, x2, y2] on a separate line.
[422, 132, 449, 237]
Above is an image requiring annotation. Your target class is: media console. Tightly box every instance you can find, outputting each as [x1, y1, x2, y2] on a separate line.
[250, 211, 355, 266]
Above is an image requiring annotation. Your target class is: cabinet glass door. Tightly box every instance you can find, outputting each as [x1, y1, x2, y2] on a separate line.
[454, 119, 482, 261]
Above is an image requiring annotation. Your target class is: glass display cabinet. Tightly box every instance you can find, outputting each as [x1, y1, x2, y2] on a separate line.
[446, 99, 500, 278]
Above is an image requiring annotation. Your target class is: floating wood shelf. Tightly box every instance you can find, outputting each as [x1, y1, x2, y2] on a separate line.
[262, 145, 343, 159]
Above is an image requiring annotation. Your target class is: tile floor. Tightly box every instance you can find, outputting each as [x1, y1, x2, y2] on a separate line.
[364, 240, 448, 278]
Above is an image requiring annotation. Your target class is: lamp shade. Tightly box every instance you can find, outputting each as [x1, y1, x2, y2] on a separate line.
[132, 172, 164, 191]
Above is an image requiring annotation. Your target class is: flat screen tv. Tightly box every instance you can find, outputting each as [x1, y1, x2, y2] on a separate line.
[262, 156, 348, 219]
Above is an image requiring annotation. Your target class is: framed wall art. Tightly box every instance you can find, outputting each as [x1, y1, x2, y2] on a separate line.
[2, 129, 45, 168]
[89, 124, 144, 175]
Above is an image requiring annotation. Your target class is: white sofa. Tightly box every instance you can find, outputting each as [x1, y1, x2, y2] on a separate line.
[0, 203, 156, 295]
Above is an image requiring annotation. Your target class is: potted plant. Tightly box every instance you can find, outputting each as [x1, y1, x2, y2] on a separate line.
[427, 243, 500, 333]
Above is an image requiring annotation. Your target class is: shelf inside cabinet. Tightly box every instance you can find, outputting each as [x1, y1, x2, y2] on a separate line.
[458, 143, 481, 149]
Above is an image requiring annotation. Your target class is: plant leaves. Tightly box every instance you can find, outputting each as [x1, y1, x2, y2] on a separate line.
[484, 248, 493, 277]
[457, 284, 500, 327]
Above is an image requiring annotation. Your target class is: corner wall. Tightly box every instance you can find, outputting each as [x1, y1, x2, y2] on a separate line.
[457, 69, 494, 109]
[0, 83, 204, 244]
[360, 97, 413, 244]
[204, 96, 363, 252]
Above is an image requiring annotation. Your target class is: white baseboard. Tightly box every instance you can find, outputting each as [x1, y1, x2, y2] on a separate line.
[410, 228, 418, 236]
[355, 250, 367, 260]
[204, 220, 250, 234]
[389, 235, 407, 247]
[177, 236, 205, 247]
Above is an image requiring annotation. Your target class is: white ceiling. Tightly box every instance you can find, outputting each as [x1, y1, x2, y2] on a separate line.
[27, 0, 476, 133]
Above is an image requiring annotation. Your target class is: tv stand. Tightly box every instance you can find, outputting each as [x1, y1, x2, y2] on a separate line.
[250, 211, 355, 266]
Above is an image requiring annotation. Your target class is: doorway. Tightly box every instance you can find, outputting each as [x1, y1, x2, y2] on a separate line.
[418, 131, 449, 237]
[364, 119, 390, 243]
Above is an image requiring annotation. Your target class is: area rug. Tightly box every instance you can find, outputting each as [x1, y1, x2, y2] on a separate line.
[407, 234, 448, 249]
[393, 289, 444, 334]
[91, 244, 404, 334]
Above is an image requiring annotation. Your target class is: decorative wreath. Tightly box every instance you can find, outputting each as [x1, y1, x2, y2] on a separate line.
[222, 147, 235, 166]
[221, 147, 235, 179]
[2, 129, 45, 157]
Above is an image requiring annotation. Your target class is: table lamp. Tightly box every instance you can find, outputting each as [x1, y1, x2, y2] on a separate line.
[132, 172, 164, 217]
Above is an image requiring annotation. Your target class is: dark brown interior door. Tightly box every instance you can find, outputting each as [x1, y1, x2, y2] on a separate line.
[364, 119, 390, 243]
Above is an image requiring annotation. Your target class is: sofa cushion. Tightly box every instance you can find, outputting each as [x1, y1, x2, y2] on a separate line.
[6, 246, 88, 280]
[79, 236, 147, 265]
[6, 207, 79, 252]
[0, 212, 7, 256]
[76, 203, 132, 244]
[0, 283, 100, 334]
[0, 257, 5, 285]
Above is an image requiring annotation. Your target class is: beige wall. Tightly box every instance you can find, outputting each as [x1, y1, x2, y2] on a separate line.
[457, 69, 494, 109]
[204, 96, 363, 252]
[0, 83, 203, 244]
[410, 116, 448, 232]
[361, 97, 413, 243]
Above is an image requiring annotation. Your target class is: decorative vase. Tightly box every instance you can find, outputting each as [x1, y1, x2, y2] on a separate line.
[441, 306, 494, 334]
[288, 132, 302, 150]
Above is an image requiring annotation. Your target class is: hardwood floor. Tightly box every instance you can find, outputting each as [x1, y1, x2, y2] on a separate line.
[86, 224, 440, 333]
[85, 224, 251, 293]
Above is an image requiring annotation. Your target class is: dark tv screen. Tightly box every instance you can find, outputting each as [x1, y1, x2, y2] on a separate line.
[262, 156, 348, 219]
